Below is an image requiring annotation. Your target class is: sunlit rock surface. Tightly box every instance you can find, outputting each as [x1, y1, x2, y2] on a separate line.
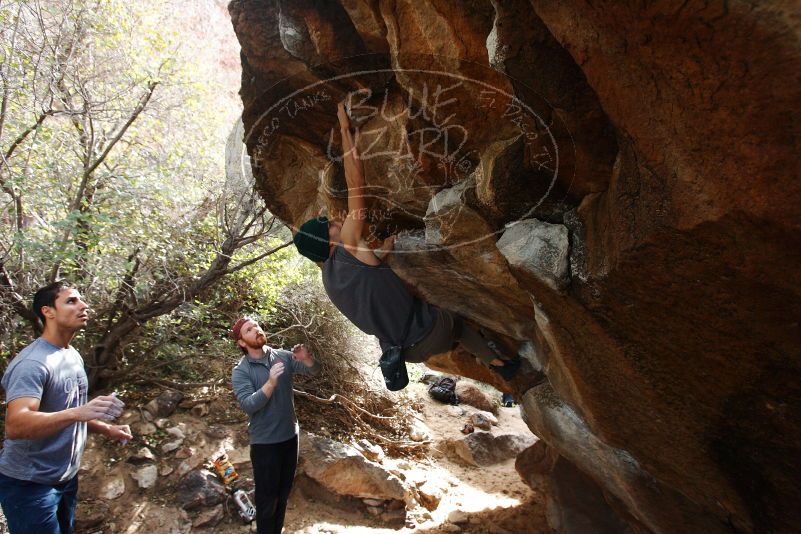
[230, 1, 801, 532]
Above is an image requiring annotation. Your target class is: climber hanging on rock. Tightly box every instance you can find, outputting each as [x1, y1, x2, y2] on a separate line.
[293, 102, 543, 389]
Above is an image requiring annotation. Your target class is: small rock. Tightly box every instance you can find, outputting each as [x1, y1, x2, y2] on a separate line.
[409, 420, 431, 442]
[443, 524, 462, 533]
[190, 403, 209, 417]
[366, 506, 382, 516]
[144, 390, 185, 418]
[363, 498, 384, 507]
[160, 465, 174, 477]
[132, 421, 157, 435]
[175, 446, 194, 459]
[192, 504, 224, 529]
[127, 447, 156, 465]
[166, 426, 185, 440]
[177, 455, 203, 476]
[417, 479, 446, 511]
[448, 510, 469, 524]
[154, 418, 169, 429]
[419, 372, 443, 385]
[203, 426, 228, 439]
[101, 476, 126, 500]
[162, 440, 182, 453]
[468, 412, 494, 431]
[131, 465, 158, 489]
[356, 439, 384, 462]
[144, 399, 160, 417]
[396, 460, 412, 471]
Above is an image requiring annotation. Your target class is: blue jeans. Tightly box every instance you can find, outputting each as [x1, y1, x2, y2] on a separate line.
[0, 472, 78, 534]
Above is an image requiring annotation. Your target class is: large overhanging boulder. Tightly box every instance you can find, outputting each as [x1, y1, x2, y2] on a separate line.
[229, 1, 801, 532]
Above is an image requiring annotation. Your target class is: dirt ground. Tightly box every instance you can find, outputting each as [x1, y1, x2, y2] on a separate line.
[0, 379, 550, 534]
[280, 380, 551, 534]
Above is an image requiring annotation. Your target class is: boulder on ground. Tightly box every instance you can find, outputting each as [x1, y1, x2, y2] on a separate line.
[455, 382, 497, 414]
[144, 389, 184, 418]
[298, 432, 406, 502]
[177, 469, 226, 511]
[448, 431, 536, 467]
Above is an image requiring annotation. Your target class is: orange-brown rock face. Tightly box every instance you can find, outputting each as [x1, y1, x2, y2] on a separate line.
[230, 1, 801, 532]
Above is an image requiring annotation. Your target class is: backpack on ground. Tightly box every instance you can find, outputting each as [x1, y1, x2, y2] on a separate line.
[428, 377, 459, 405]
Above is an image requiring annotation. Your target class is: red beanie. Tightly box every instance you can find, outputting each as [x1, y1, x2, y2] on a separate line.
[230, 318, 249, 341]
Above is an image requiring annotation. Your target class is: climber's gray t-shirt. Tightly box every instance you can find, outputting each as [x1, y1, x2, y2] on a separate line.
[322, 244, 435, 350]
[0, 337, 88, 484]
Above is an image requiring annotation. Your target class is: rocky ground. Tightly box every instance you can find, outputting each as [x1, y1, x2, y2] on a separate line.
[0, 375, 548, 534]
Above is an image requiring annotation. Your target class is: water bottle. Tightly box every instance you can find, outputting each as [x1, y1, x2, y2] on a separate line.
[233, 488, 256, 523]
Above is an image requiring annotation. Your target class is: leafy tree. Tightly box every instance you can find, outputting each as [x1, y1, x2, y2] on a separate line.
[0, 0, 293, 388]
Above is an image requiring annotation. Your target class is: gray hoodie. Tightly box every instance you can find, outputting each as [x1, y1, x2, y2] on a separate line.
[231, 346, 320, 444]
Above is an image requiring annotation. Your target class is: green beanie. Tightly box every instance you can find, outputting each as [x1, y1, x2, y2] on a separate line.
[293, 216, 330, 262]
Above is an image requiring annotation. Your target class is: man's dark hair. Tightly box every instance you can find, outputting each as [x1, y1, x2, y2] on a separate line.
[32, 280, 75, 325]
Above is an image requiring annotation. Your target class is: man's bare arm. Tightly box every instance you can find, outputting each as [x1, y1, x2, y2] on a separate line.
[5, 395, 123, 440]
[336, 103, 381, 265]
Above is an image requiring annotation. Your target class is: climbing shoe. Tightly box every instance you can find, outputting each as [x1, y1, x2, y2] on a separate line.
[490, 357, 521, 381]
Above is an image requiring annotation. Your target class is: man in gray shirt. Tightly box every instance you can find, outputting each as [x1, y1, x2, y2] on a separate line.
[0, 280, 131, 533]
[230, 317, 320, 534]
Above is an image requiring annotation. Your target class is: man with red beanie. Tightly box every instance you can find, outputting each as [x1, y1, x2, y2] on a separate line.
[230, 317, 320, 534]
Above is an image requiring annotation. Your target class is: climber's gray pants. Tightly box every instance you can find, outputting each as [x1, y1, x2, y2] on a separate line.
[403, 307, 498, 365]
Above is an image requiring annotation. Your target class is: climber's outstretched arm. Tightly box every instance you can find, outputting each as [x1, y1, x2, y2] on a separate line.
[338, 102, 380, 265]
[339, 102, 366, 246]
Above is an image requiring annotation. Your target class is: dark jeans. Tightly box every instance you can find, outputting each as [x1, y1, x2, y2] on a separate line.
[0, 472, 78, 534]
[250, 435, 299, 534]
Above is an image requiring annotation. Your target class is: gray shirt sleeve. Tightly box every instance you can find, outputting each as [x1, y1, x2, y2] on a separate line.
[231, 364, 269, 416]
[280, 350, 321, 377]
[3, 360, 49, 402]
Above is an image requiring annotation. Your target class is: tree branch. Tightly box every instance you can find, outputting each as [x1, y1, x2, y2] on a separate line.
[0, 261, 41, 334]
[293, 388, 397, 421]
[224, 240, 293, 274]
[49, 81, 159, 281]
[82, 80, 157, 179]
